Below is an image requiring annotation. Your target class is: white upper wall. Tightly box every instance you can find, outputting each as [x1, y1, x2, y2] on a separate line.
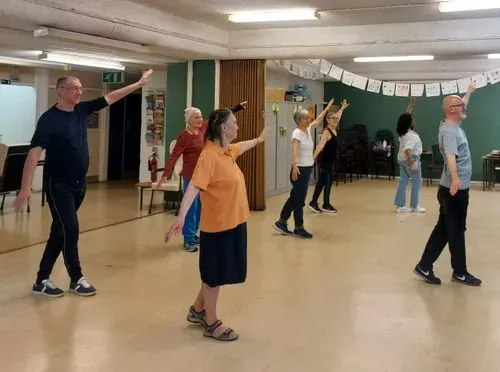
[1, 0, 500, 80]
[266, 69, 324, 105]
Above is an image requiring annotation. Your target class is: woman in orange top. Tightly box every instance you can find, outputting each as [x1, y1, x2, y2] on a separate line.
[165, 108, 268, 342]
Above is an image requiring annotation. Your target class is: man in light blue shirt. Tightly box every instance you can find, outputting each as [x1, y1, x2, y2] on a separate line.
[414, 85, 481, 287]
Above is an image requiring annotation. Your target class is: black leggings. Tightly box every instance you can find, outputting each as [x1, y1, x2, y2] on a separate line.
[311, 162, 335, 206]
[279, 166, 313, 228]
[36, 178, 86, 284]
[419, 186, 469, 275]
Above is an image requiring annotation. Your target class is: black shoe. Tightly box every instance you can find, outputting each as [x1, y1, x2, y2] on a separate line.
[452, 272, 482, 286]
[321, 204, 337, 214]
[32, 279, 65, 298]
[69, 277, 97, 296]
[293, 228, 313, 239]
[414, 265, 441, 285]
[273, 221, 292, 235]
[308, 202, 321, 213]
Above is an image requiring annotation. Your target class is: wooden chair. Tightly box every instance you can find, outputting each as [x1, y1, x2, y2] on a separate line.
[148, 140, 184, 215]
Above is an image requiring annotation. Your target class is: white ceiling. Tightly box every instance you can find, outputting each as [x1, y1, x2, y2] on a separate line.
[0, 0, 500, 80]
[128, 0, 500, 29]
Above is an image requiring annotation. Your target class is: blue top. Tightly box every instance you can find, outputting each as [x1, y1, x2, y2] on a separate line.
[438, 120, 472, 190]
[30, 97, 108, 181]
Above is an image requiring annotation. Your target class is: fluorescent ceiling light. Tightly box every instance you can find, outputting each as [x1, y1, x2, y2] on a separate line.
[438, 0, 500, 12]
[39, 52, 125, 70]
[228, 9, 319, 23]
[488, 54, 500, 59]
[34, 27, 149, 53]
[353, 55, 434, 62]
[0, 56, 68, 69]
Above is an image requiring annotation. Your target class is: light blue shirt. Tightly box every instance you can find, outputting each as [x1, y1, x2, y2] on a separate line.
[438, 121, 472, 190]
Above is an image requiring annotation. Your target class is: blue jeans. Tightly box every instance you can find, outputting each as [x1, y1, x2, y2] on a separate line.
[394, 156, 422, 209]
[182, 178, 201, 245]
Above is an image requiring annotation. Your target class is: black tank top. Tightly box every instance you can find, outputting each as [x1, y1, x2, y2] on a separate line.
[321, 127, 337, 164]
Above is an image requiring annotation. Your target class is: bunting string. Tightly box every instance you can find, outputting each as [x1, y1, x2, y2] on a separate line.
[272, 59, 500, 96]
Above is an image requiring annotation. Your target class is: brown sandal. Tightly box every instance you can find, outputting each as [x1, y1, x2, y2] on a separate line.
[202, 319, 239, 341]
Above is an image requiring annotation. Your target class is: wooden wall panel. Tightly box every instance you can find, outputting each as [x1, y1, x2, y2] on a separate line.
[219, 60, 266, 211]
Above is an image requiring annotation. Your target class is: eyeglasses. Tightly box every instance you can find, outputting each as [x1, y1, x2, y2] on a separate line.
[61, 86, 84, 93]
[450, 103, 465, 108]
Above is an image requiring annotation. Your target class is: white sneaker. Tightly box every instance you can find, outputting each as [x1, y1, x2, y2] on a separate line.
[396, 207, 412, 213]
[412, 205, 426, 213]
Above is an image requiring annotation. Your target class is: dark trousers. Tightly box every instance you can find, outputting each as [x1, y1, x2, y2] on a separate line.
[418, 185, 469, 275]
[311, 162, 335, 206]
[36, 177, 86, 284]
[279, 166, 313, 228]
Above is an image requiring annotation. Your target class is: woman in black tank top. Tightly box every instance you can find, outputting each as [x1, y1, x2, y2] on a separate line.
[309, 99, 349, 213]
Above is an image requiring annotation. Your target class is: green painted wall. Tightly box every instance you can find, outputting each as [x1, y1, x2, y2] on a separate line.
[324, 82, 500, 181]
[165, 62, 188, 150]
[192, 60, 216, 115]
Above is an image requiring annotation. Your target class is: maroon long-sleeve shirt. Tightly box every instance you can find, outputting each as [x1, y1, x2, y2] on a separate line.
[162, 104, 244, 180]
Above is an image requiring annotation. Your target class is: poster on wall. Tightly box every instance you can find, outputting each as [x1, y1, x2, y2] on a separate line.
[144, 90, 165, 146]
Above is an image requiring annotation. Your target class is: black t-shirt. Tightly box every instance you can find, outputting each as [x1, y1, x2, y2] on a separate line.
[30, 97, 108, 181]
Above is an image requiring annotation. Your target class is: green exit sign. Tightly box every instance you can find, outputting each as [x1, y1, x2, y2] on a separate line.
[102, 71, 124, 84]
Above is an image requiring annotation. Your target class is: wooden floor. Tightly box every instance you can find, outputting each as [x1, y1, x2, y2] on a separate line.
[1, 179, 500, 372]
[0, 180, 166, 254]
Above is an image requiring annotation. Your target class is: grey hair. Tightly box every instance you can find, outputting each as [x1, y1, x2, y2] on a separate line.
[184, 107, 202, 125]
[56, 76, 79, 89]
[293, 109, 309, 125]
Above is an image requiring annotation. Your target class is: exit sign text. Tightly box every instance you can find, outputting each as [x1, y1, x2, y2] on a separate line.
[102, 71, 124, 84]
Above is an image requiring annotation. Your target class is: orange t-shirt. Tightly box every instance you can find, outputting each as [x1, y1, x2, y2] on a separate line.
[190, 140, 250, 233]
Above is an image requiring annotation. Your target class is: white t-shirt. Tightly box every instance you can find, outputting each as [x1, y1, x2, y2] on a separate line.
[292, 127, 314, 167]
[397, 129, 423, 161]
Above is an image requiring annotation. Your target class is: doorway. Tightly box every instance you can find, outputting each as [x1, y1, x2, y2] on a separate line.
[107, 93, 142, 181]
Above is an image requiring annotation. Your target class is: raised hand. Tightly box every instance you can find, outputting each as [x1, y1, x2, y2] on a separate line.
[341, 99, 350, 109]
[139, 69, 153, 87]
[240, 101, 248, 109]
[258, 127, 270, 142]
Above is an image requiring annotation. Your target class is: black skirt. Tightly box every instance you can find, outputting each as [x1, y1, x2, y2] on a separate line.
[199, 223, 247, 287]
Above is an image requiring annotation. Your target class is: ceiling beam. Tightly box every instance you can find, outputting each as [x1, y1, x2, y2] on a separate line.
[231, 17, 500, 47]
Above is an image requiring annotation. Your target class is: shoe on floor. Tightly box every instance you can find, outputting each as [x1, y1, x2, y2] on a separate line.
[321, 204, 337, 214]
[308, 202, 321, 213]
[414, 264, 441, 285]
[452, 272, 482, 286]
[32, 279, 64, 298]
[69, 277, 97, 296]
[273, 221, 292, 235]
[412, 205, 426, 213]
[183, 241, 199, 252]
[187, 306, 205, 324]
[293, 228, 313, 239]
[397, 206, 412, 213]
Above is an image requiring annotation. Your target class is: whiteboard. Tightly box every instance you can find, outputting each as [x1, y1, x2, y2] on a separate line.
[0, 85, 37, 144]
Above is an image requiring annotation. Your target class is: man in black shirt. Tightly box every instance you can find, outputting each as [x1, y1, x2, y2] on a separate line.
[14, 69, 153, 298]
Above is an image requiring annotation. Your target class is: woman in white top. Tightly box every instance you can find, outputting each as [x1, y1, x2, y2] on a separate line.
[273, 99, 334, 238]
[394, 98, 425, 213]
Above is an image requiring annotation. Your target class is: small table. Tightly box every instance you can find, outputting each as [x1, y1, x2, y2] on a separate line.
[482, 153, 500, 191]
